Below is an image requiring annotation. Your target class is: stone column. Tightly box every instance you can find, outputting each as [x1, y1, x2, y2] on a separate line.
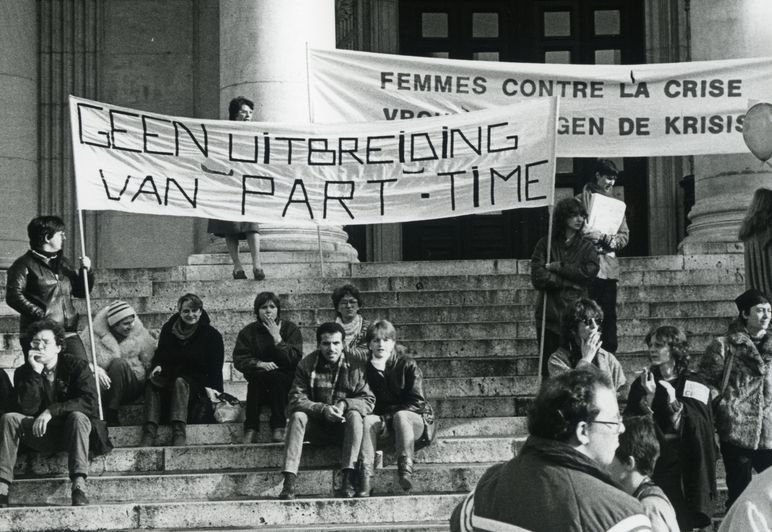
[680, 1, 772, 254]
[216, 0, 357, 262]
[0, 1, 38, 267]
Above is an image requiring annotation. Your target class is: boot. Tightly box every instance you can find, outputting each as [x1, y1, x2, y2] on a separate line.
[340, 468, 357, 498]
[139, 422, 157, 447]
[356, 461, 372, 498]
[171, 421, 187, 446]
[279, 472, 296, 500]
[242, 428, 258, 444]
[397, 456, 413, 492]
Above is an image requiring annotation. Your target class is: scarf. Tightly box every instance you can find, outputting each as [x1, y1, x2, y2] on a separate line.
[309, 352, 347, 405]
[336, 315, 363, 349]
[171, 316, 199, 343]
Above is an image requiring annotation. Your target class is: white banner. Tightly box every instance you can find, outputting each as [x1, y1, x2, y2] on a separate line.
[308, 48, 772, 158]
[70, 95, 557, 226]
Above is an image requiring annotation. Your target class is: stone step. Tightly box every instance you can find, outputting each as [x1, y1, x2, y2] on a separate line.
[13, 436, 519, 478]
[187, 251, 354, 265]
[9, 462, 493, 506]
[0, 493, 464, 531]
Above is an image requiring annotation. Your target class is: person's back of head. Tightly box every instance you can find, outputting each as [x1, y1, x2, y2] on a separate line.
[27, 215, 65, 250]
[614, 416, 659, 478]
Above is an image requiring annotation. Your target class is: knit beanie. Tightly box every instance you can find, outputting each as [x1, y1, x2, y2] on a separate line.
[735, 288, 770, 314]
[106, 300, 136, 327]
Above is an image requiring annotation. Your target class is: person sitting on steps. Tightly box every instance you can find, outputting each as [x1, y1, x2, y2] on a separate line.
[279, 322, 374, 500]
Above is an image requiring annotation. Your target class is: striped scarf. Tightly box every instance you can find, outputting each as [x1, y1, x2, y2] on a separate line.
[309, 352, 348, 405]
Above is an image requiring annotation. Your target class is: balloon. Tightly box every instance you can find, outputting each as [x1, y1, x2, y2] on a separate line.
[743, 102, 772, 163]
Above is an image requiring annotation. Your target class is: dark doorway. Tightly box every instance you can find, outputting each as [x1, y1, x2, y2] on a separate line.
[399, 0, 647, 259]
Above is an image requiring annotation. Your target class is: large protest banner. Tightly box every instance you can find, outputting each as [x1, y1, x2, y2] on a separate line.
[70, 95, 557, 226]
[308, 48, 772, 158]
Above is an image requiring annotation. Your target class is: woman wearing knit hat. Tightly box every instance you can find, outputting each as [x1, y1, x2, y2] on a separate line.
[80, 300, 156, 425]
[699, 288, 772, 508]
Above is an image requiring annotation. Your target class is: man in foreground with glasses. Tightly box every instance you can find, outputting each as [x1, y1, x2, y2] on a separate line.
[450, 368, 651, 532]
[5, 216, 94, 361]
[0, 320, 98, 507]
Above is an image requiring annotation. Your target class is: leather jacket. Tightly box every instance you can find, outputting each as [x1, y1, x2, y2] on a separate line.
[5, 250, 94, 333]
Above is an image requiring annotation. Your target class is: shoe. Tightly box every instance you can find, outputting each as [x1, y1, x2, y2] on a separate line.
[232, 269, 247, 280]
[172, 421, 187, 446]
[397, 456, 413, 492]
[71, 487, 89, 506]
[242, 428, 258, 444]
[279, 472, 296, 500]
[271, 428, 285, 442]
[139, 422, 157, 447]
[0, 493, 8, 508]
[340, 468, 356, 498]
[356, 461, 372, 498]
[253, 268, 266, 281]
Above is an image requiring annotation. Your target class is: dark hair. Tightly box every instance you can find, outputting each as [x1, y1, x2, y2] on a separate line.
[594, 158, 619, 179]
[316, 322, 346, 344]
[25, 319, 66, 347]
[228, 96, 254, 120]
[559, 298, 604, 365]
[615, 416, 660, 476]
[365, 319, 397, 343]
[254, 291, 281, 318]
[331, 284, 363, 315]
[178, 293, 203, 312]
[528, 368, 612, 442]
[738, 188, 772, 241]
[27, 216, 65, 249]
[645, 325, 690, 375]
[553, 198, 587, 239]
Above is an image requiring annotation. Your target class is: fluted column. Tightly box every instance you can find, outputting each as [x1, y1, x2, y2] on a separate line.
[215, 0, 357, 261]
[680, 1, 772, 253]
[0, 1, 38, 267]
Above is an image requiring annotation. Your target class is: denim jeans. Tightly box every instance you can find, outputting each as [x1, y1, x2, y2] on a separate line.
[360, 410, 424, 466]
[282, 409, 364, 474]
[144, 375, 190, 424]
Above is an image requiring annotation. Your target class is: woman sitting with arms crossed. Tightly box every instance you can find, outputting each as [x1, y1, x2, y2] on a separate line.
[548, 298, 626, 395]
[141, 293, 224, 447]
[625, 325, 716, 531]
[357, 319, 435, 497]
[233, 291, 303, 443]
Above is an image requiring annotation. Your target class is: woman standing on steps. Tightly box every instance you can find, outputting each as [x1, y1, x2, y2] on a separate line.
[739, 187, 772, 299]
[233, 291, 303, 444]
[331, 284, 370, 362]
[140, 293, 225, 447]
[207, 96, 265, 281]
[625, 325, 716, 531]
[357, 320, 435, 497]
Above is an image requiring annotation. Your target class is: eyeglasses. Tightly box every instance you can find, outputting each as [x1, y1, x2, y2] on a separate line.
[590, 414, 624, 433]
[339, 298, 359, 307]
[582, 317, 602, 327]
[30, 339, 56, 348]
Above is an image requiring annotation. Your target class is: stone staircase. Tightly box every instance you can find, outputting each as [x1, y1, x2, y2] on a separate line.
[0, 252, 744, 530]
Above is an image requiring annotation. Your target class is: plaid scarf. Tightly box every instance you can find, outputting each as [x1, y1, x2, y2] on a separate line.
[309, 352, 349, 405]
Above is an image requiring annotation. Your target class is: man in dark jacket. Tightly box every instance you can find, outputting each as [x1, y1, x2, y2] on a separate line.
[450, 368, 651, 532]
[279, 322, 374, 500]
[5, 216, 94, 361]
[0, 319, 98, 507]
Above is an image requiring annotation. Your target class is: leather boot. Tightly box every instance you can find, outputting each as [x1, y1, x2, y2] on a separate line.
[397, 456, 414, 492]
[279, 472, 296, 500]
[171, 421, 187, 446]
[340, 468, 357, 498]
[139, 422, 157, 447]
[356, 461, 372, 498]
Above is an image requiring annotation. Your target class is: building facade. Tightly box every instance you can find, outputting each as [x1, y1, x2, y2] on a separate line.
[1, 0, 770, 269]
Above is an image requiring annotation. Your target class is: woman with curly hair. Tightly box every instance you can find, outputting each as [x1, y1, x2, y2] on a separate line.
[626, 325, 717, 531]
[331, 284, 370, 361]
[547, 298, 626, 394]
[739, 187, 772, 299]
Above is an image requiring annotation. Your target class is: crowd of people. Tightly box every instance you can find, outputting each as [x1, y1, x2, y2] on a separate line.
[1, 174, 771, 531]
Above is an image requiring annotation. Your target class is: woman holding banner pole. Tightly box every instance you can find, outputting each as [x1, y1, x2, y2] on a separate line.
[531, 198, 599, 379]
[207, 96, 265, 281]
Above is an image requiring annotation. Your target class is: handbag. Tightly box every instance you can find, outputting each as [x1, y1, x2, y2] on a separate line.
[212, 391, 242, 423]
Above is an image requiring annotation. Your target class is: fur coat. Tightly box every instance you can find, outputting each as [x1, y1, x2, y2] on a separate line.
[80, 306, 156, 381]
[699, 319, 772, 450]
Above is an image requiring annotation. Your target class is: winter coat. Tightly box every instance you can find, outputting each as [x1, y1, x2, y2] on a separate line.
[80, 305, 156, 381]
[6, 250, 94, 333]
[577, 184, 630, 280]
[366, 346, 436, 444]
[531, 233, 599, 337]
[742, 226, 772, 299]
[699, 319, 772, 450]
[450, 436, 651, 532]
[232, 320, 303, 380]
[152, 309, 224, 393]
[288, 350, 375, 418]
